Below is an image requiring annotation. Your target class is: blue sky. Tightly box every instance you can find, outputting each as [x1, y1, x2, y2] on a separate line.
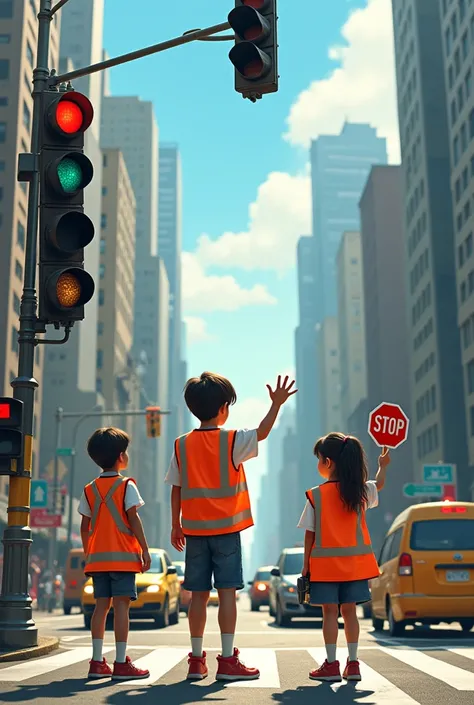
[102, 0, 398, 542]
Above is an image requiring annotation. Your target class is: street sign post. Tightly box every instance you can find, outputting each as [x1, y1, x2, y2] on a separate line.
[403, 483, 443, 498]
[30, 480, 48, 508]
[30, 509, 61, 529]
[368, 402, 410, 449]
[422, 464, 456, 484]
[56, 447, 74, 457]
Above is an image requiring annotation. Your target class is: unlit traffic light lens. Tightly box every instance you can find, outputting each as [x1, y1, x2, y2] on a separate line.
[57, 158, 83, 193]
[56, 272, 82, 308]
[242, 0, 267, 7]
[56, 100, 84, 134]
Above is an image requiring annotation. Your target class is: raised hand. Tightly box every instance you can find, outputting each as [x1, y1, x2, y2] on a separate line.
[378, 446, 391, 469]
[266, 375, 298, 406]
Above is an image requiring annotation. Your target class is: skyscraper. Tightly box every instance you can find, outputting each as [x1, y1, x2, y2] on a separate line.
[440, 0, 474, 491]
[392, 0, 469, 498]
[317, 318, 342, 434]
[0, 0, 61, 486]
[337, 231, 367, 429]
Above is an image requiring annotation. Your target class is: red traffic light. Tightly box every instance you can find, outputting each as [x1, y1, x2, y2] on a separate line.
[47, 92, 93, 138]
[242, 0, 270, 8]
[0, 403, 11, 419]
[229, 43, 272, 79]
[229, 6, 271, 43]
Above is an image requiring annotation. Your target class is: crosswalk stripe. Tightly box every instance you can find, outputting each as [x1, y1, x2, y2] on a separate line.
[115, 648, 188, 685]
[225, 648, 280, 689]
[449, 648, 474, 662]
[307, 648, 419, 704]
[0, 646, 114, 682]
[379, 646, 474, 691]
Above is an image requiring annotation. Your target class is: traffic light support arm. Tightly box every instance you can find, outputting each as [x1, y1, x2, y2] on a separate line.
[35, 321, 72, 344]
[49, 0, 71, 15]
[49, 21, 231, 87]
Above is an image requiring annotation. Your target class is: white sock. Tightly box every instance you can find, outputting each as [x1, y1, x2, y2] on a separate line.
[92, 638, 103, 662]
[191, 637, 203, 657]
[347, 642, 358, 662]
[221, 633, 235, 658]
[115, 642, 127, 663]
[325, 644, 337, 663]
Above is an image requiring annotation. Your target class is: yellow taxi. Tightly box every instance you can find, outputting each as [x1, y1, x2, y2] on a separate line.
[370, 501, 474, 636]
[81, 548, 180, 629]
[207, 588, 240, 606]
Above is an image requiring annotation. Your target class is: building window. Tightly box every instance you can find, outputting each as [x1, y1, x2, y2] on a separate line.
[102, 186, 107, 196]
[99, 264, 105, 279]
[0, 59, 9, 80]
[466, 69, 472, 99]
[469, 108, 474, 139]
[99, 289, 104, 305]
[99, 237, 105, 254]
[96, 350, 103, 369]
[96, 378, 102, 393]
[23, 101, 31, 131]
[0, 34, 10, 43]
[17, 222, 25, 249]
[0, 122, 6, 143]
[0, 160, 5, 171]
[13, 293, 20, 316]
[102, 153, 107, 168]
[468, 359, 474, 394]
[26, 41, 34, 67]
[0, 1, 13, 18]
[15, 259, 23, 280]
[97, 321, 104, 336]
[470, 405, 474, 436]
[0, 97, 7, 106]
[101, 213, 107, 228]
[10, 326, 17, 354]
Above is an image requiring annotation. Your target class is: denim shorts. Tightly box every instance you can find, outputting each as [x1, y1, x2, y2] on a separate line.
[92, 572, 137, 601]
[183, 532, 244, 592]
[309, 579, 371, 606]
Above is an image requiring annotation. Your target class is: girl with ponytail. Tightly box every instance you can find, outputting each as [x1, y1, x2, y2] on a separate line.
[297, 432, 391, 683]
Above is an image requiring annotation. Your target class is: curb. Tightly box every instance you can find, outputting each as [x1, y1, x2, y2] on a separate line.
[0, 635, 60, 662]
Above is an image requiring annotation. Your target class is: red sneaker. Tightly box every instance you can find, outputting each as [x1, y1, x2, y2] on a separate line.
[112, 656, 150, 681]
[343, 659, 361, 681]
[309, 659, 342, 682]
[216, 648, 260, 681]
[187, 651, 208, 680]
[88, 658, 112, 679]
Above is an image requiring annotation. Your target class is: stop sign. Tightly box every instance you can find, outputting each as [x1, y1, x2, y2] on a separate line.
[368, 402, 410, 449]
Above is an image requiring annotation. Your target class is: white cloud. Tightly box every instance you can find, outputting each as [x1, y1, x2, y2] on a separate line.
[182, 252, 277, 313]
[183, 317, 214, 345]
[284, 0, 400, 164]
[195, 171, 311, 272]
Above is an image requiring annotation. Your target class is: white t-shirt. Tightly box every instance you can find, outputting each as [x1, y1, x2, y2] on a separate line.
[297, 480, 379, 532]
[164, 428, 258, 487]
[78, 471, 144, 517]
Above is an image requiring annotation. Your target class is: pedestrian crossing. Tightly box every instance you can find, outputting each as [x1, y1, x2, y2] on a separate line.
[1, 643, 474, 702]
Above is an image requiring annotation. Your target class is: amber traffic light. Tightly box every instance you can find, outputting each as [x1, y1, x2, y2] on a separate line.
[146, 406, 161, 438]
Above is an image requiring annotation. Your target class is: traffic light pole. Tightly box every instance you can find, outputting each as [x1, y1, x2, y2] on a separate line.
[0, 0, 53, 649]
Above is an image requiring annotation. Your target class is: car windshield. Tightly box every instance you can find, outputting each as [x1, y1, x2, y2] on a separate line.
[282, 551, 303, 575]
[410, 519, 474, 550]
[174, 563, 185, 577]
[255, 570, 271, 581]
[150, 553, 164, 573]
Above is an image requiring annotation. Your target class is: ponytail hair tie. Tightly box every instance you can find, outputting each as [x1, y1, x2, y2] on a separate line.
[342, 436, 349, 445]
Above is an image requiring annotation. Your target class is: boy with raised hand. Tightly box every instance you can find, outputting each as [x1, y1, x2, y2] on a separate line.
[165, 372, 297, 681]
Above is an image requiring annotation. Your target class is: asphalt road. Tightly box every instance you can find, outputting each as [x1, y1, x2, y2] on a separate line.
[1, 596, 474, 704]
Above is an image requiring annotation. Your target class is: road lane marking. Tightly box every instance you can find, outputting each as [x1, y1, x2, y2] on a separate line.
[60, 635, 83, 642]
[307, 648, 418, 704]
[114, 648, 188, 685]
[379, 646, 474, 690]
[448, 648, 474, 661]
[224, 648, 280, 689]
[0, 647, 114, 682]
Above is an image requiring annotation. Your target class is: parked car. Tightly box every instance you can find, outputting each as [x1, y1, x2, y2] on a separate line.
[81, 548, 180, 629]
[269, 547, 322, 626]
[63, 548, 86, 615]
[370, 501, 474, 636]
[248, 566, 273, 611]
[174, 560, 191, 613]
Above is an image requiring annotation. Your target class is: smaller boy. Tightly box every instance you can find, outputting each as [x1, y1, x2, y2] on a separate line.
[79, 427, 151, 681]
[166, 372, 297, 681]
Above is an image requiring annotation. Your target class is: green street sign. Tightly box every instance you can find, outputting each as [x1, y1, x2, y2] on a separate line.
[422, 464, 455, 484]
[403, 483, 443, 498]
[56, 447, 74, 457]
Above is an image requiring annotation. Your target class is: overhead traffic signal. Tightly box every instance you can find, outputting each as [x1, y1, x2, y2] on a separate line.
[0, 397, 24, 476]
[146, 406, 161, 438]
[228, 0, 278, 102]
[38, 90, 95, 326]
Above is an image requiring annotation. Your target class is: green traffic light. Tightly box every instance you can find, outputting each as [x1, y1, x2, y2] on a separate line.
[57, 157, 83, 193]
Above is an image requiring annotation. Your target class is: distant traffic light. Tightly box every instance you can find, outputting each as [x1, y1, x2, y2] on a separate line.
[146, 406, 161, 438]
[0, 397, 24, 476]
[38, 90, 95, 326]
[228, 0, 278, 102]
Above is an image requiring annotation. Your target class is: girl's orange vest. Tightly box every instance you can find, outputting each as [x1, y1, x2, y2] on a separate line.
[175, 429, 253, 536]
[84, 475, 142, 573]
[306, 482, 380, 582]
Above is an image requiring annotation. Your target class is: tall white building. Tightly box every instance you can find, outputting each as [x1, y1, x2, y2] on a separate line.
[337, 231, 367, 429]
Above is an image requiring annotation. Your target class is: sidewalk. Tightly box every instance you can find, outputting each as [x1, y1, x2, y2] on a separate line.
[0, 635, 59, 663]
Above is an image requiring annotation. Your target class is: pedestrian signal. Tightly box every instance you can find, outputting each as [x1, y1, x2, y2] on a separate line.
[146, 406, 161, 438]
[38, 90, 95, 326]
[0, 397, 24, 476]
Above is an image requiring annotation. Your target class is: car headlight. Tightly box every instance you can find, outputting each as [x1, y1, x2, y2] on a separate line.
[146, 584, 160, 593]
[282, 582, 296, 593]
[83, 585, 94, 595]
[257, 583, 267, 591]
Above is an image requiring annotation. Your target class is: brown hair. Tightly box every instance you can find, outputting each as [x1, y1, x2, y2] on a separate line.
[87, 427, 130, 470]
[314, 432, 368, 512]
[184, 371, 237, 421]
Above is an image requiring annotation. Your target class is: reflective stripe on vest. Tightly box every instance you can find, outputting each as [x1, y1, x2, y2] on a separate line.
[181, 508, 253, 532]
[310, 486, 373, 559]
[88, 477, 133, 536]
[86, 551, 142, 565]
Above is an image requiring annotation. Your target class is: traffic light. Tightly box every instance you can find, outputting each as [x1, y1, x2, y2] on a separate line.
[228, 0, 278, 102]
[146, 406, 161, 438]
[0, 397, 24, 476]
[442, 484, 457, 501]
[38, 89, 95, 326]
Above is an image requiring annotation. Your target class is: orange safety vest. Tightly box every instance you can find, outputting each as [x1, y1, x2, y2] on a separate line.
[83, 475, 142, 573]
[306, 482, 379, 582]
[175, 429, 254, 536]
